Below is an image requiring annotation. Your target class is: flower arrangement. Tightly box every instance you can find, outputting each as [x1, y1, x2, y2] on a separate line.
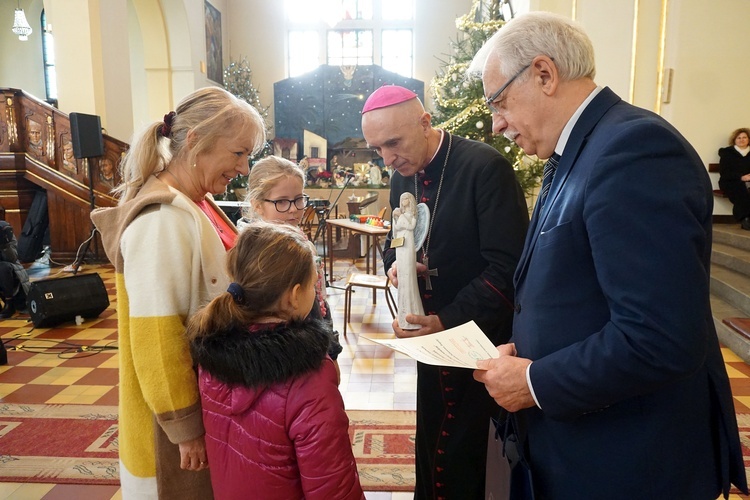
[317, 170, 332, 187]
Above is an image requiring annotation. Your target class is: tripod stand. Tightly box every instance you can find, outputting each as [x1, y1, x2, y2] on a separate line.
[71, 157, 100, 275]
[68, 112, 104, 275]
[315, 174, 354, 289]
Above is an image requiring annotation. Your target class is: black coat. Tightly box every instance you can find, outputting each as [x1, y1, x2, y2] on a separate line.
[718, 146, 750, 220]
[719, 145, 750, 182]
[383, 132, 529, 499]
[190, 318, 331, 387]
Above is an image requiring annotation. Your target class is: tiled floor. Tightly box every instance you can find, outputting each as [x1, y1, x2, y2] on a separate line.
[0, 246, 416, 500]
[2, 241, 750, 499]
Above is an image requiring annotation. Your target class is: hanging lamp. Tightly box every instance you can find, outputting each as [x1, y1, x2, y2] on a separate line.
[12, 1, 32, 41]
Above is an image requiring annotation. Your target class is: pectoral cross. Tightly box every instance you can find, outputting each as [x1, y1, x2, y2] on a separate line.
[422, 254, 438, 291]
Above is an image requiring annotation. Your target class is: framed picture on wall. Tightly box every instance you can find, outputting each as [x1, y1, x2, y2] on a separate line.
[204, 1, 223, 85]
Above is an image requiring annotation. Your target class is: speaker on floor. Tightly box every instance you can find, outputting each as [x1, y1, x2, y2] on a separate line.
[69, 112, 104, 159]
[27, 273, 110, 328]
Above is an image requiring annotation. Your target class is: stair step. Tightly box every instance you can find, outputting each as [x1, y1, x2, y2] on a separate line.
[710, 263, 750, 316]
[710, 224, 750, 363]
[722, 317, 750, 342]
[712, 242, 750, 279]
[713, 223, 750, 252]
[711, 293, 750, 363]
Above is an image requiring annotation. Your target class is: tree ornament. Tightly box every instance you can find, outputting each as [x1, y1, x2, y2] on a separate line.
[430, 0, 543, 199]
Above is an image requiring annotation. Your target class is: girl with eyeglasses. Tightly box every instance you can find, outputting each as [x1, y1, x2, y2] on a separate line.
[240, 155, 343, 380]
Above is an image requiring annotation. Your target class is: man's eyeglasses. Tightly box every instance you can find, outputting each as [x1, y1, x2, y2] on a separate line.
[263, 194, 310, 213]
[485, 63, 531, 114]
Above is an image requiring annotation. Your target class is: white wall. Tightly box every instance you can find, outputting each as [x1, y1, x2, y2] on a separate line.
[46, 0, 98, 115]
[575, 1, 634, 99]
[1, 0, 747, 217]
[226, 0, 472, 131]
[225, 1, 286, 130]
[662, 0, 750, 164]
[414, 0, 474, 110]
[660, 0, 749, 215]
[0, 0, 47, 99]
[530, 0, 749, 216]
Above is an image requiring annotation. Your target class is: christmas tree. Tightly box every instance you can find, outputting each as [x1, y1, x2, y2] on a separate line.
[224, 57, 270, 119]
[218, 57, 272, 201]
[431, 0, 543, 198]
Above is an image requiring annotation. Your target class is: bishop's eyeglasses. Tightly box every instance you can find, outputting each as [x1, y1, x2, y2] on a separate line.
[263, 194, 310, 213]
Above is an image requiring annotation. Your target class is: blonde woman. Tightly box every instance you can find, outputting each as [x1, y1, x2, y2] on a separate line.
[92, 86, 266, 499]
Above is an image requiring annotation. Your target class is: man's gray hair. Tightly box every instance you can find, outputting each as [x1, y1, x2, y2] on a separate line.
[468, 11, 596, 83]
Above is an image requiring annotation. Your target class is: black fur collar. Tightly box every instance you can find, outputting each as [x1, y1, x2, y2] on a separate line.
[190, 318, 331, 388]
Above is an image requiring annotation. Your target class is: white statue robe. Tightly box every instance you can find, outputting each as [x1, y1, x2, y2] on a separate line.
[393, 210, 424, 329]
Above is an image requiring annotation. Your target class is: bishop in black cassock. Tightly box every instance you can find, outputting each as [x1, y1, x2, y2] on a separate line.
[362, 84, 529, 499]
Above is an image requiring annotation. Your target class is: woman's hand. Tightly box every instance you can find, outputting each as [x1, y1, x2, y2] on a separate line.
[179, 436, 209, 471]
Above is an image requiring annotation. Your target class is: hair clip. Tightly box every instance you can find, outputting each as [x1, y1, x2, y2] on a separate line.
[159, 111, 176, 138]
[227, 282, 244, 304]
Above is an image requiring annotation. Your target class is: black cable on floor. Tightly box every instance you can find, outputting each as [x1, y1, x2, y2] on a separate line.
[1, 336, 118, 359]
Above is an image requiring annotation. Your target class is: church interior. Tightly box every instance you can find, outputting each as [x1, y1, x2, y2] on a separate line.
[1, 0, 750, 498]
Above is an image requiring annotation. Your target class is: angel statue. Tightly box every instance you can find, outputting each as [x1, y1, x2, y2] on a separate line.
[392, 192, 430, 330]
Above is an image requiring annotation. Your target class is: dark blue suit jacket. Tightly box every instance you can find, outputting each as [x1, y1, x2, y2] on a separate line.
[512, 87, 747, 499]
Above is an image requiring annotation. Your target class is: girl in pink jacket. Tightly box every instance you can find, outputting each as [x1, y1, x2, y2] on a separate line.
[187, 222, 364, 500]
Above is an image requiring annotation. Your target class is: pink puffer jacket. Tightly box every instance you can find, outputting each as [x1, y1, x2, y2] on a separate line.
[191, 318, 364, 500]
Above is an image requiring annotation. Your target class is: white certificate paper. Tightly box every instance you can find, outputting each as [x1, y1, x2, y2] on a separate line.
[361, 321, 500, 369]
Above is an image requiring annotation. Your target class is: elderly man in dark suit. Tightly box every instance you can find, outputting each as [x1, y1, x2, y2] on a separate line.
[471, 12, 747, 499]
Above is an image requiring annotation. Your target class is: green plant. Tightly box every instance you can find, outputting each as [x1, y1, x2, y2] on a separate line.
[430, 0, 543, 199]
[217, 57, 272, 201]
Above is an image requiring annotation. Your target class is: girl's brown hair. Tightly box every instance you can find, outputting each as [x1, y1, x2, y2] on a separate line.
[187, 221, 315, 341]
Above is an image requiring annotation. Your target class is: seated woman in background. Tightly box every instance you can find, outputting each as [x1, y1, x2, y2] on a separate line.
[719, 127, 750, 230]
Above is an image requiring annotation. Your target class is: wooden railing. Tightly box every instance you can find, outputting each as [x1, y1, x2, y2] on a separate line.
[0, 88, 127, 262]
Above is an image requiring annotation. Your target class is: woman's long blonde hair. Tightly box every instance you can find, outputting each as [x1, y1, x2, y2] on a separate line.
[116, 86, 266, 204]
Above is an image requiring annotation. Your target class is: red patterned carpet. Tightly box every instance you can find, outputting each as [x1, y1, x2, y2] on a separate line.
[347, 410, 415, 491]
[0, 404, 416, 491]
[0, 404, 118, 485]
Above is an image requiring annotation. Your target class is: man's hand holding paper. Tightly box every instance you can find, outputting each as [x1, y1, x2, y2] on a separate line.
[474, 343, 535, 412]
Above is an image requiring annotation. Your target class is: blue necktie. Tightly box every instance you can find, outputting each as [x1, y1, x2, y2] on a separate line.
[539, 153, 560, 207]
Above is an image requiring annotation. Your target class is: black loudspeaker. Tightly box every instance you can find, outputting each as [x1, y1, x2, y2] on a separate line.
[27, 273, 110, 328]
[69, 112, 104, 159]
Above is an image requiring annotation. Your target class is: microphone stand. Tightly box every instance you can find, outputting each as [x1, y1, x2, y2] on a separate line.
[314, 174, 354, 243]
[316, 174, 355, 289]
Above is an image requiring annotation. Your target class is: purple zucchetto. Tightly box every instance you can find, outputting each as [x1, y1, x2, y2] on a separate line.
[362, 85, 418, 114]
